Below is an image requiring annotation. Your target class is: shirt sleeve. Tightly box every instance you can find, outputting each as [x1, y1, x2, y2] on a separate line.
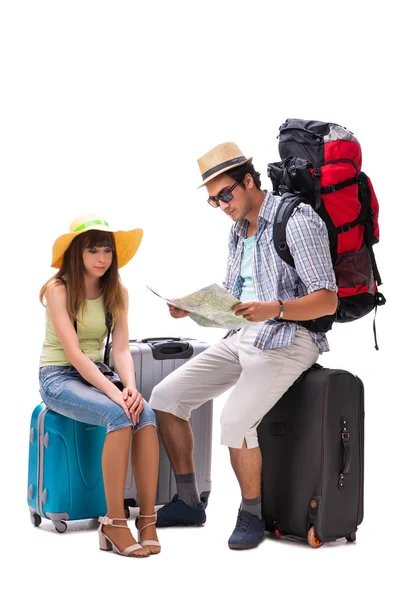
[222, 227, 237, 292]
[285, 203, 338, 294]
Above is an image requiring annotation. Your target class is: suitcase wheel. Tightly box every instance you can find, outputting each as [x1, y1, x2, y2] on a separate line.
[30, 513, 41, 528]
[307, 526, 323, 548]
[54, 520, 67, 534]
[346, 532, 356, 543]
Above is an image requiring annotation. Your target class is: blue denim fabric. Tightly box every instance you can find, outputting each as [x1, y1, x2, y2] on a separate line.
[39, 365, 157, 434]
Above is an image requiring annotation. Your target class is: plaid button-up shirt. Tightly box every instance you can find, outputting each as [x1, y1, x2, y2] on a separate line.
[222, 192, 338, 353]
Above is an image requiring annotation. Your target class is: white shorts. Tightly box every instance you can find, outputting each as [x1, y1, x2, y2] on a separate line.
[149, 324, 319, 449]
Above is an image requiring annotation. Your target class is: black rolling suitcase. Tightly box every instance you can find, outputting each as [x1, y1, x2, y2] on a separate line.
[258, 364, 364, 548]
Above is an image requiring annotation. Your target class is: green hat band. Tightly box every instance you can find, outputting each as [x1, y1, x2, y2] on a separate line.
[73, 219, 109, 233]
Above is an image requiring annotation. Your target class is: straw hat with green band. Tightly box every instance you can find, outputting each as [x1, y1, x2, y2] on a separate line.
[51, 214, 143, 269]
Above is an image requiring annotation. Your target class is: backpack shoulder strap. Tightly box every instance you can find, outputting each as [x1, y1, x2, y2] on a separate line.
[272, 193, 335, 334]
[273, 194, 305, 268]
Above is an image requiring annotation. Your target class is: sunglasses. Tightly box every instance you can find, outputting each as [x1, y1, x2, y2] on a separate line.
[207, 181, 240, 208]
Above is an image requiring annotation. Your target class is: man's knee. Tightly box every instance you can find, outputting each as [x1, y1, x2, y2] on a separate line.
[137, 400, 157, 428]
[220, 406, 242, 444]
[221, 398, 250, 430]
[149, 379, 169, 408]
[220, 407, 259, 449]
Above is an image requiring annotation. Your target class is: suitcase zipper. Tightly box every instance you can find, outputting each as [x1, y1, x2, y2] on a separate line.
[357, 377, 365, 526]
[37, 407, 49, 518]
[308, 372, 329, 539]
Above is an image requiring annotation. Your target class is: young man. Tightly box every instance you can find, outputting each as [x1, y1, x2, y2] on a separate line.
[149, 142, 338, 550]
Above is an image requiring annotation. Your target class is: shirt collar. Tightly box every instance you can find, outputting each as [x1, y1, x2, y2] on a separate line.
[233, 191, 276, 238]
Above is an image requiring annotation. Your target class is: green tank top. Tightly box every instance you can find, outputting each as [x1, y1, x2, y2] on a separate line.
[39, 296, 108, 367]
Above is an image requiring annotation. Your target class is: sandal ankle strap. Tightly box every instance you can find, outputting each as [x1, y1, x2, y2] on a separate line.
[137, 513, 156, 519]
[99, 515, 129, 528]
[137, 520, 156, 533]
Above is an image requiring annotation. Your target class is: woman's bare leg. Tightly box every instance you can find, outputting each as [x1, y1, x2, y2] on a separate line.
[102, 426, 149, 557]
[131, 424, 160, 552]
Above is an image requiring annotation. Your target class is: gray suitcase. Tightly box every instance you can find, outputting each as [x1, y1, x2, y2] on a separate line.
[109, 337, 212, 514]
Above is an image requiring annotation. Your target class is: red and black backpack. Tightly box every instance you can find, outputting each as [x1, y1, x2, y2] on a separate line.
[268, 118, 386, 349]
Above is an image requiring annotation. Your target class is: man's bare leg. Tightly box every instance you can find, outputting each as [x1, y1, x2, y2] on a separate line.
[227, 441, 264, 549]
[155, 410, 195, 473]
[229, 442, 262, 500]
[154, 410, 206, 523]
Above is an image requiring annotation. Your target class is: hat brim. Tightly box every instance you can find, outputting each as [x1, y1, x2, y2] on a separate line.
[197, 157, 253, 188]
[51, 228, 143, 269]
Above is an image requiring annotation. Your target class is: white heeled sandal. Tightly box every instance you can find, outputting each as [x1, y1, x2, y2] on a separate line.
[135, 513, 161, 554]
[98, 516, 149, 557]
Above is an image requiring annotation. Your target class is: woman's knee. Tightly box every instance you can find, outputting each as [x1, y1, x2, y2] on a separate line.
[136, 400, 157, 430]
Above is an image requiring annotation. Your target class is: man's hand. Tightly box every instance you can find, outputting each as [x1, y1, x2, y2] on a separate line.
[231, 301, 278, 322]
[123, 387, 144, 426]
[167, 303, 190, 319]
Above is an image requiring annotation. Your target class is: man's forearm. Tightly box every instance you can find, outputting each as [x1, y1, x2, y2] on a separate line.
[278, 289, 338, 321]
[232, 289, 338, 322]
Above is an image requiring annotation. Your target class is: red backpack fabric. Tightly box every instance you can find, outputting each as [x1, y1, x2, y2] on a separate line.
[269, 118, 386, 348]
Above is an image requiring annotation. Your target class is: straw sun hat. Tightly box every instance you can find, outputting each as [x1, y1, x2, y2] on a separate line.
[197, 142, 252, 187]
[51, 214, 143, 269]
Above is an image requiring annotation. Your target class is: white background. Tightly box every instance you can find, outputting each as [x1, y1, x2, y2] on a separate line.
[1, 1, 398, 598]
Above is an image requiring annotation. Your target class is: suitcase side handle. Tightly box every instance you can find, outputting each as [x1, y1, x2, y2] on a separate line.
[149, 341, 194, 361]
[338, 415, 351, 490]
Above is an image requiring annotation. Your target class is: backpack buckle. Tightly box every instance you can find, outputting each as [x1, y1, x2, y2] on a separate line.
[375, 292, 386, 306]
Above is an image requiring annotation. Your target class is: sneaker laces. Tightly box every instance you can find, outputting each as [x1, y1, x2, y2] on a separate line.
[235, 512, 256, 533]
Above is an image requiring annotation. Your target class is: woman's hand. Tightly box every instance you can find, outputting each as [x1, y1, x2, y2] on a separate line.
[123, 387, 144, 426]
[109, 389, 132, 420]
[167, 303, 190, 319]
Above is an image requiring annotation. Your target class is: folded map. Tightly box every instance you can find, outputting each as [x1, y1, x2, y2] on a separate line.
[147, 283, 248, 329]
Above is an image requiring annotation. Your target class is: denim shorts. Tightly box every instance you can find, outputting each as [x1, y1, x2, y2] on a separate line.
[39, 365, 157, 434]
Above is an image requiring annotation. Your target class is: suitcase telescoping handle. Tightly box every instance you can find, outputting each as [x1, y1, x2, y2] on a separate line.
[140, 337, 181, 343]
[134, 338, 195, 361]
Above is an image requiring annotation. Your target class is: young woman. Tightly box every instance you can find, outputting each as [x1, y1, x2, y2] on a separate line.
[39, 214, 160, 558]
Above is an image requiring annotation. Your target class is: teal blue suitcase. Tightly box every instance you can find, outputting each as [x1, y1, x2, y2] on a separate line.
[27, 403, 107, 533]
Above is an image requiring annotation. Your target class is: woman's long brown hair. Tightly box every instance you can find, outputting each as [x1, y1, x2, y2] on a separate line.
[40, 230, 124, 324]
